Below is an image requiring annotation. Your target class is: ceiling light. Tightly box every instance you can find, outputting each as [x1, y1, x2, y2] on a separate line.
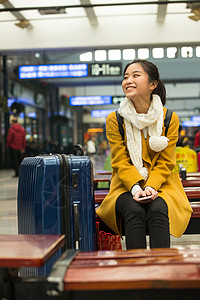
[188, 14, 200, 21]
[38, 8, 66, 15]
[123, 49, 135, 60]
[80, 52, 92, 62]
[196, 46, 200, 57]
[166, 47, 177, 59]
[138, 48, 149, 59]
[94, 50, 106, 61]
[152, 48, 164, 59]
[187, 3, 200, 22]
[15, 20, 31, 29]
[181, 47, 193, 58]
[108, 49, 121, 61]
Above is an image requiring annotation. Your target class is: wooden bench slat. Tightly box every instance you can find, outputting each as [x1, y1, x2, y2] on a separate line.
[182, 179, 200, 187]
[95, 190, 200, 218]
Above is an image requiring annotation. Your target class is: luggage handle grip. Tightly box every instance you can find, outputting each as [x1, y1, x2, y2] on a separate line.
[73, 203, 80, 249]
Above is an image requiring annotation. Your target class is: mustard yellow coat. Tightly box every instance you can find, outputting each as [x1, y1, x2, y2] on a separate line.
[96, 107, 193, 238]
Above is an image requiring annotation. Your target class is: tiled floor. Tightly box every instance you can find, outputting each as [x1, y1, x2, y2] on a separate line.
[0, 169, 18, 234]
[0, 167, 200, 249]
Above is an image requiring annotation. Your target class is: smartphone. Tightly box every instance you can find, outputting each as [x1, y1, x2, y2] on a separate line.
[138, 195, 152, 201]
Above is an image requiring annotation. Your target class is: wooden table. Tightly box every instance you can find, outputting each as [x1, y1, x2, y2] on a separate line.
[0, 234, 65, 268]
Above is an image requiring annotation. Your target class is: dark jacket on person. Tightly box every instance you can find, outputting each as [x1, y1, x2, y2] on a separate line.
[6, 123, 26, 151]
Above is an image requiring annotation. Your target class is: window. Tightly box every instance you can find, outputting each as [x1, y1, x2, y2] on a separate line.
[122, 49, 136, 60]
[138, 48, 149, 59]
[80, 52, 92, 62]
[108, 49, 121, 60]
[94, 50, 107, 61]
[166, 47, 177, 58]
[196, 46, 200, 57]
[181, 46, 193, 58]
[152, 47, 164, 59]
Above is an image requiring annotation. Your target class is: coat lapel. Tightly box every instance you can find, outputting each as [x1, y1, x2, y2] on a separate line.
[141, 132, 152, 166]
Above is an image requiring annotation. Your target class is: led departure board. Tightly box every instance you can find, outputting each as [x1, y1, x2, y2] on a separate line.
[69, 95, 112, 106]
[18, 64, 88, 79]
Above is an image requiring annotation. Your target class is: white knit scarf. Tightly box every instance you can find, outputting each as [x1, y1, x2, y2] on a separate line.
[118, 94, 169, 180]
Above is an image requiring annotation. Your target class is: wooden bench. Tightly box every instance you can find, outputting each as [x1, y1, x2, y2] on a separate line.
[60, 248, 200, 298]
[94, 175, 111, 190]
[95, 170, 112, 175]
[184, 172, 200, 177]
[95, 188, 200, 235]
[95, 189, 200, 218]
[182, 179, 200, 187]
[94, 172, 200, 189]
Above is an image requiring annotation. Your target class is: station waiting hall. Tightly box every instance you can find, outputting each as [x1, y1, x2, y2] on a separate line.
[0, 1, 200, 299]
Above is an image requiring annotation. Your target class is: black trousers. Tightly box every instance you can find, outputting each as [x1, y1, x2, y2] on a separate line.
[116, 192, 170, 249]
[9, 148, 22, 176]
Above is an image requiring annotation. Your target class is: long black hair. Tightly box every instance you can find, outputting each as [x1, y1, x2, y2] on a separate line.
[123, 59, 166, 105]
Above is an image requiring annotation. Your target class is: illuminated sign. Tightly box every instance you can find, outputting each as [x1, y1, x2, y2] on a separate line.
[7, 98, 15, 107]
[182, 120, 200, 127]
[91, 109, 115, 118]
[19, 113, 25, 118]
[19, 63, 122, 79]
[88, 128, 104, 133]
[112, 96, 124, 104]
[89, 63, 122, 77]
[69, 95, 112, 106]
[27, 112, 37, 118]
[18, 64, 88, 79]
[191, 116, 200, 122]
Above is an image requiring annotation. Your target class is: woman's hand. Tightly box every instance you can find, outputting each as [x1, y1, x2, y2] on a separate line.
[133, 190, 152, 204]
[133, 189, 146, 201]
[133, 187, 158, 204]
[144, 186, 158, 200]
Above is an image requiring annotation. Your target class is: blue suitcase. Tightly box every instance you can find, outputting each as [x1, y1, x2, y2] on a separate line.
[17, 154, 96, 276]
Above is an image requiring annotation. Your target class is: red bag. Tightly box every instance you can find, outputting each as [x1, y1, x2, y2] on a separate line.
[98, 231, 122, 250]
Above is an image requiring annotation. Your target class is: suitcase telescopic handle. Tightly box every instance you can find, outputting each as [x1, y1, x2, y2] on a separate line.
[73, 204, 80, 249]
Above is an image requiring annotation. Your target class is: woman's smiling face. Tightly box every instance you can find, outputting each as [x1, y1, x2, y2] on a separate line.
[122, 63, 156, 100]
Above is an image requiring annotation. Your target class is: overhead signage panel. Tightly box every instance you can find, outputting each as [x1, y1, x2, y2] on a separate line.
[19, 63, 122, 79]
[91, 109, 115, 118]
[182, 120, 200, 127]
[191, 116, 200, 122]
[112, 96, 124, 104]
[69, 95, 112, 106]
[88, 63, 122, 77]
[18, 64, 88, 79]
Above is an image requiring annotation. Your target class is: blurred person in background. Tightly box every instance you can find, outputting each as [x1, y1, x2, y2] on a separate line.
[176, 124, 192, 147]
[86, 135, 97, 172]
[194, 127, 200, 148]
[6, 116, 26, 177]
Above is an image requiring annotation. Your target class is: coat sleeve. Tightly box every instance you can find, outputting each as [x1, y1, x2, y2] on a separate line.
[144, 111, 179, 191]
[106, 112, 145, 191]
